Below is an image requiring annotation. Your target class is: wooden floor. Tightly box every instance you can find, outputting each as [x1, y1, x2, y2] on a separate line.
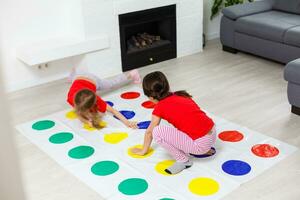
[9, 40, 300, 200]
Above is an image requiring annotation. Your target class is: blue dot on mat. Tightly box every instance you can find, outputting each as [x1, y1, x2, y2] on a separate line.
[137, 121, 151, 129]
[222, 160, 251, 176]
[106, 101, 114, 107]
[114, 110, 135, 120]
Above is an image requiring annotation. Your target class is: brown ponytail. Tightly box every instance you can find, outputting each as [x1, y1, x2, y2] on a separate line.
[174, 90, 192, 98]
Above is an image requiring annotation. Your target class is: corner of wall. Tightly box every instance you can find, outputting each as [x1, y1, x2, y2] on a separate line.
[203, 0, 221, 40]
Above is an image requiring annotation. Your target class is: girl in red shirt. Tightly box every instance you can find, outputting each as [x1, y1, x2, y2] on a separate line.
[67, 69, 140, 129]
[131, 71, 216, 174]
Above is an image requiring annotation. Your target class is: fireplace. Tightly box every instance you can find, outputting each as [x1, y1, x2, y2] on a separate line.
[119, 5, 177, 71]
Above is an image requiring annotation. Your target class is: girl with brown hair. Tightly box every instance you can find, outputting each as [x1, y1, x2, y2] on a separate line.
[131, 71, 216, 174]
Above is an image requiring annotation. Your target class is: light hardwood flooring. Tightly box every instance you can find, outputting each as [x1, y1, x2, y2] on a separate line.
[9, 39, 300, 200]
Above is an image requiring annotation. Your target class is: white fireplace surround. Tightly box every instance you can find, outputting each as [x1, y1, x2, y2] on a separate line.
[83, 0, 203, 75]
[1, 0, 203, 92]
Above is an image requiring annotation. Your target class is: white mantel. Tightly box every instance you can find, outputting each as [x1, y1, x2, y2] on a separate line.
[0, 0, 203, 92]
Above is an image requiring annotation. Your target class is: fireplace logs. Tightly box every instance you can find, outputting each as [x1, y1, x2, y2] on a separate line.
[127, 32, 163, 51]
[119, 4, 176, 70]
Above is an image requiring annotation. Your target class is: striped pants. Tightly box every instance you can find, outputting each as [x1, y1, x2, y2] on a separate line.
[70, 69, 129, 91]
[153, 125, 216, 162]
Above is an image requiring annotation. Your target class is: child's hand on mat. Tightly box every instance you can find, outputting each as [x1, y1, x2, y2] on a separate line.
[126, 121, 138, 129]
[87, 120, 94, 128]
[131, 148, 146, 156]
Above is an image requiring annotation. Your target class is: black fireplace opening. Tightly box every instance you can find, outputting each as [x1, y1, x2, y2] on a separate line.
[119, 5, 177, 71]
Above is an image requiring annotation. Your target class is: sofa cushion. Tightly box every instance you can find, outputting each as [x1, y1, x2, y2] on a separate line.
[284, 26, 300, 48]
[222, 1, 273, 20]
[284, 58, 300, 85]
[273, 0, 300, 15]
[236, 11, 300, 43]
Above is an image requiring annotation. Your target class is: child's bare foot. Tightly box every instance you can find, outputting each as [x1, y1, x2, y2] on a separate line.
[128, 69, 141, 84]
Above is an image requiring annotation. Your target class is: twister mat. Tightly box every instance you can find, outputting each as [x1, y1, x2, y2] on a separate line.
[16, 86, 297, 200]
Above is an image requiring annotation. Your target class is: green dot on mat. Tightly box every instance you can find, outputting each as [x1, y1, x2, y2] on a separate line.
[91, 161, 119, 176]
[32, 120, 55, 130]
[118, 178, 148, 195]
[49, 132, 73, 144]
[160, 198, 175, 200]
[68, 146, 94, 159]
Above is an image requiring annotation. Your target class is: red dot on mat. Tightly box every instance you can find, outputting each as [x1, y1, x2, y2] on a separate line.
[218, 130, 244, 142]
[120, 92, 141, 99]
[141, 101, 156, 109]
[251, 144, 279, 158]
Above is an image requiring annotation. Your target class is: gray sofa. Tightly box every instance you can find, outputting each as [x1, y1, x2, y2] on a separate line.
[284, 59, 300, 115]
[220, 0, 300, 63]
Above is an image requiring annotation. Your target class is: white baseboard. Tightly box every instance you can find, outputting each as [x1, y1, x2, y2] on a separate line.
[5, 72, 69, 93]
[206, 32, 220, 40]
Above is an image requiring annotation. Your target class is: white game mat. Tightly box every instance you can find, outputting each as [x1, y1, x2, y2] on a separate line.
[16, 86, 297, 200]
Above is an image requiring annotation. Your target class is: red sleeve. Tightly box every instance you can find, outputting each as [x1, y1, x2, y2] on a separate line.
[152, 104, 162, 117]
[96, 96, 107, 113]
[67, 96, 74, 107]
[67, 85, 75, 107]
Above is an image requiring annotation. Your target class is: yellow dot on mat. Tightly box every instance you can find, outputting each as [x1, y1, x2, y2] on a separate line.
[127, 145, 154, 159]
[155, 160, 175, 176]
[83, 121, 107, 131]
[188, 177, 219, 196]
[66, 110, 78, 120]
[104, 132, 128, 144]
[99, 121, 107, 127]
[83, 124, 96, 131]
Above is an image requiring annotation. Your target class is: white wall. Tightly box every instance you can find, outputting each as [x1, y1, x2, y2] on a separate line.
[203, 0, 222, 40]
[82, 0, 204, 78]
[203, 0, 261, 40]
[0, 37, 26, 200]
[0, 0, 203, 92]
[0, 0, 84, 92]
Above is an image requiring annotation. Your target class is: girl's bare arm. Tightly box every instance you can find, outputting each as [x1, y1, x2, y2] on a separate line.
[132, 115, 161, 155]
[106, 105, 138, 128]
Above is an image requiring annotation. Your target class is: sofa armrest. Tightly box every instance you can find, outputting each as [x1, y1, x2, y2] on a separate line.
[284, 59, 300, 85]
[222, 0, 273, 20]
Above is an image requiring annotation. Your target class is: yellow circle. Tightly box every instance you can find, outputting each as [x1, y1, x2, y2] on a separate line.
[99, 121, 107, 127]
[127, 145, 154, 159]
[83, 123, 96, 131]
[66, 110, 78, 119]
[83, 121, 107, 131]
[155, 160, 176, 176]
[188, 177, 219, 196]
[104, 132, 128, 144]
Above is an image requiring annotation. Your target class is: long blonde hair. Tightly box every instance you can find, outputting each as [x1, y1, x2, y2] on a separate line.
[74, 89, 102, 128]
